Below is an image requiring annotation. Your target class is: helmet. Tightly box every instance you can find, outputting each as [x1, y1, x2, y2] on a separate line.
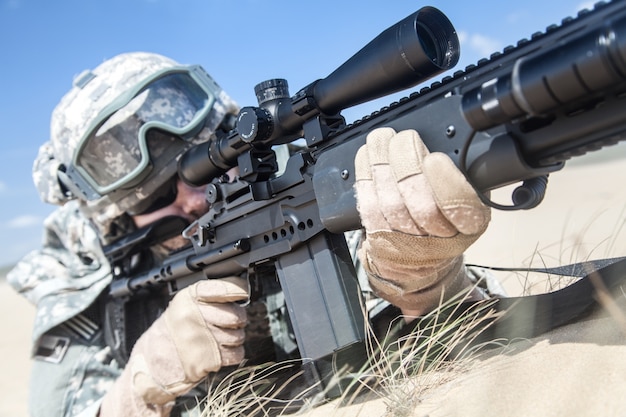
[35, 52, 238, 236]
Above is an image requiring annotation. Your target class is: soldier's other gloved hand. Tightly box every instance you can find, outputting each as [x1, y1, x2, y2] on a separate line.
[354, 128, 491, 316]
[100, 277, 249, 417]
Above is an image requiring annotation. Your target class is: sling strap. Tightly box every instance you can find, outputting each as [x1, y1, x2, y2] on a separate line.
[458, 257, 626, 345]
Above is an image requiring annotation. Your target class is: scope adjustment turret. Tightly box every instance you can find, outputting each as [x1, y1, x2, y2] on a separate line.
[236, 106, 273, 143]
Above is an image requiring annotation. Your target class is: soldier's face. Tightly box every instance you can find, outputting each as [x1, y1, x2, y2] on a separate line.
[132, 179, 210, 229]
[131, 167, 238, 252]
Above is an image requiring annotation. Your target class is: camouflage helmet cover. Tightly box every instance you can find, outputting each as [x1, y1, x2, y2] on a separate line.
[36, 52, 238, 232]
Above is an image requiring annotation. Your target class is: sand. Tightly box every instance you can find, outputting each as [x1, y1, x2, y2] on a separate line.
[0, 281, 34, 417]
[1, 145, 625, 416]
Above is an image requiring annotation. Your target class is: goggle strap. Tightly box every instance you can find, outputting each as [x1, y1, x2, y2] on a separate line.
[58, 164, 103, 201]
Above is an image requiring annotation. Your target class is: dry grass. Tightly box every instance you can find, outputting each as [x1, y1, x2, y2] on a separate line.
[197, 284, 505, 417]
[501, 205, 626, 296]
[197, 360, 323, 417]
[352, 290, 503, 417]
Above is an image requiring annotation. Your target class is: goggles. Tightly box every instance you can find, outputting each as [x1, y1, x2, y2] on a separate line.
[63, 65, 222, 200]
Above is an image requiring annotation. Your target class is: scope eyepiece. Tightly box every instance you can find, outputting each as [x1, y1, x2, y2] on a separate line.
[313, 6, 460, 114]
[416, 8, 459, 69]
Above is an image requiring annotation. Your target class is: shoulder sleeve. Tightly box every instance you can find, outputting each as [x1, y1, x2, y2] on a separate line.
[7, 201, 112, 343]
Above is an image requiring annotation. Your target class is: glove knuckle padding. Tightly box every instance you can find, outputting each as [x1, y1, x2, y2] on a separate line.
[355, 141, 388, 231]
[198, 303, 247, 329]
[364, 126, 397, 146]
[354, 144, 373, 182]
[422, 152, 490, 236]
[369, 129, 422, 234]
[207, 326, 246, 366]
[209, 325, 246, 346]
[387, 129, 457, 236]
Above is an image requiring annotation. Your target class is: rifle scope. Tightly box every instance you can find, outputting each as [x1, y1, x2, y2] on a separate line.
[179, 6, 460, 186]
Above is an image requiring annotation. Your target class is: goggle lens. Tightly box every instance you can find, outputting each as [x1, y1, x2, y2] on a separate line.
[75, 70, 214, 191]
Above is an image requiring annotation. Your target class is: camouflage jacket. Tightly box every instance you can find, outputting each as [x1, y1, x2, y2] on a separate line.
[8, 201, 111, 344]
[7, 200, 119, 416]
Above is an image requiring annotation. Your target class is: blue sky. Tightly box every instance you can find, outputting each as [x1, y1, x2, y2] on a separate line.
[0, 0, 592, 267]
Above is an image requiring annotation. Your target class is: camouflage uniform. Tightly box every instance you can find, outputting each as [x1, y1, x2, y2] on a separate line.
[8, 200, 119, 417]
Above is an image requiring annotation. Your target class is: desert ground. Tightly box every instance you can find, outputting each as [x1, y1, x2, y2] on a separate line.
[2, 143, 626, 416]
[0, 274, 35, 416]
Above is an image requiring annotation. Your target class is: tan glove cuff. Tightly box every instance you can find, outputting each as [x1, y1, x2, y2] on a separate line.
[358, 230, 480, 285]
[364, 253, 467, 312]
[99, 360, 174, 417]
[358, 229, 475, 311]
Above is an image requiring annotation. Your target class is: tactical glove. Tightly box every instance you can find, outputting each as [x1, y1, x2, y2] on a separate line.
[354, 128, 490, 314]
[99, 276, 249, 417]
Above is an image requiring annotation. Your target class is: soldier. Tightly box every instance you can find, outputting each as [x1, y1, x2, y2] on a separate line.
[8, 52, 495, 416]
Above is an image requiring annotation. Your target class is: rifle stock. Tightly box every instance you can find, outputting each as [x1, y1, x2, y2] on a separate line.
[107, 1, 626, 401]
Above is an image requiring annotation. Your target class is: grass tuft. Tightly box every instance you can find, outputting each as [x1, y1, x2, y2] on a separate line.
[198, 283, 504, 417]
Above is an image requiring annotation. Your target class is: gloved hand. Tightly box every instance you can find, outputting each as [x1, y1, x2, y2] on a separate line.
[100, 276, 249, 417]
[354, 127, 490, 315]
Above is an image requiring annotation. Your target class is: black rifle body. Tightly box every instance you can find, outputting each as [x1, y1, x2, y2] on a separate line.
[108, 1, 626, 394]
